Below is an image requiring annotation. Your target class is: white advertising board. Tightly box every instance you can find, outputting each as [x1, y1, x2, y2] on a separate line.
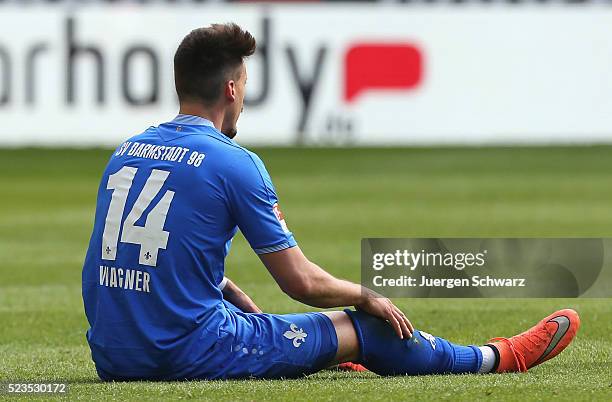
[0, 6, 611, 146]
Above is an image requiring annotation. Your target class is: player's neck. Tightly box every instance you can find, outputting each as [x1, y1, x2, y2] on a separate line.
[178, 104, 224, 131]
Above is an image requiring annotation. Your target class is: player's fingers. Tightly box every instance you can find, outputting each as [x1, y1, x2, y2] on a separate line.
[393, 307, 412, 338]
[395, 310, 411, 339]
[408, 318, 414, 334]
[396, 307, 414, 334]
[406, 316, 414, 335]
[404, 316, 414, 337]
[386, 308, 403, 339]
[389, 303, 413, 336]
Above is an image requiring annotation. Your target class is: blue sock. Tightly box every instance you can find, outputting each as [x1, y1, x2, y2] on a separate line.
[344, 309, 482, 375]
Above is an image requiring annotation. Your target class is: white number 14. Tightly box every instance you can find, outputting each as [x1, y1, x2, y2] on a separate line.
[101, 166, 175, 267]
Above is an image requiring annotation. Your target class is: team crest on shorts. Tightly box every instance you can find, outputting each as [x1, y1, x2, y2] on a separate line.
[283, 323, 308, 348]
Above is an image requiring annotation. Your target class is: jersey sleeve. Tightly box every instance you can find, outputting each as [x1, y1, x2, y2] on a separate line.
[224, 150, 297, 254]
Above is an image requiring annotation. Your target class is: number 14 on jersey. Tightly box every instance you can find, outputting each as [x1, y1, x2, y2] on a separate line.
[101, 166, 175, 267]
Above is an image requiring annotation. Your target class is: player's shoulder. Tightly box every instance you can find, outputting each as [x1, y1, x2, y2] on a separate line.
[237, 146, 266, 170]
[182, 128, 268, 172]
[202, 140, 273, 190]
[227, 144, 269, 177]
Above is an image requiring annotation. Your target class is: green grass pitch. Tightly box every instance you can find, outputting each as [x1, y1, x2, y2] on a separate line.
[0, 146, 611, 401]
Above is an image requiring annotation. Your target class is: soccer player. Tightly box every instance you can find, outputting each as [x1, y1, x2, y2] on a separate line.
[82, 23, 580, 381]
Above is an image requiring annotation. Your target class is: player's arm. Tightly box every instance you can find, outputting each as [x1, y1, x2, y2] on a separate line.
[259, 246, 360, 307]
[220, 277, 262, 313]
[226, 151, 411, 338]
[259, 246, 413, 339]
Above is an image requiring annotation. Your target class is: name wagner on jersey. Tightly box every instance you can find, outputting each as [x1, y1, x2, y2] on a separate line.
[99, 265, 151, 293]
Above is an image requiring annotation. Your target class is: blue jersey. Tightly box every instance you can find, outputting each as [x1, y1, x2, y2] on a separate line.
[82, 114, 297, 378]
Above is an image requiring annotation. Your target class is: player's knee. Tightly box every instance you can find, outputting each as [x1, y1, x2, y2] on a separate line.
[321, 311, 360, 364]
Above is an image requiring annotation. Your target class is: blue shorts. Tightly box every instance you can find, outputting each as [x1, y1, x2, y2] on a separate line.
[187, 301, 338, 379]
[95, 301, 338, 381]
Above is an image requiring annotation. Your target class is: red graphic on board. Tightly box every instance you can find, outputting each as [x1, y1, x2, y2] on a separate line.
[344, 43, 423, 103]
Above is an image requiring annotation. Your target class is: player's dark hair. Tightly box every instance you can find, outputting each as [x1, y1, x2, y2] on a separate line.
[174, 23, 256, 104]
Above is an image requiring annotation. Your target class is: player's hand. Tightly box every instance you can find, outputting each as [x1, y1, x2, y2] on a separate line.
[229, 291, 262, 313]
[222, 278, 263, 313]
[355, 290, 413, 339]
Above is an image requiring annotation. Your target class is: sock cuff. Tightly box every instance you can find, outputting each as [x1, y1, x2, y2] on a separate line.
[453, 345, 482, 374]
[485, 344, 501, 372]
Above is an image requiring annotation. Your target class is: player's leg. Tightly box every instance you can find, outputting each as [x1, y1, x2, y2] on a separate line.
[321, 311, 368, 372]
[223, 300, 367, 372]
[206, 306, 579, 379]
[320, 311, 359, 364]
[326, 308, 580, 375]
[325, 310, 484, 375]
[216, 309, 483, 378]
[200, 309, 339, 379]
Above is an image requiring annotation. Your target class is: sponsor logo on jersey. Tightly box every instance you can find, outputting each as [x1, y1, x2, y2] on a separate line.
[273, 203, 290, 233]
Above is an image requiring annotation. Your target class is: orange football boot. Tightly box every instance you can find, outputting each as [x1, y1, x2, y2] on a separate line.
[337, 362, 368, 372]
[487, 309, 580, 373]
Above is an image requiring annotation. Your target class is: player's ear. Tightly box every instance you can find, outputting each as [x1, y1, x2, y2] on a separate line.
[225, 80, 236, 103]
